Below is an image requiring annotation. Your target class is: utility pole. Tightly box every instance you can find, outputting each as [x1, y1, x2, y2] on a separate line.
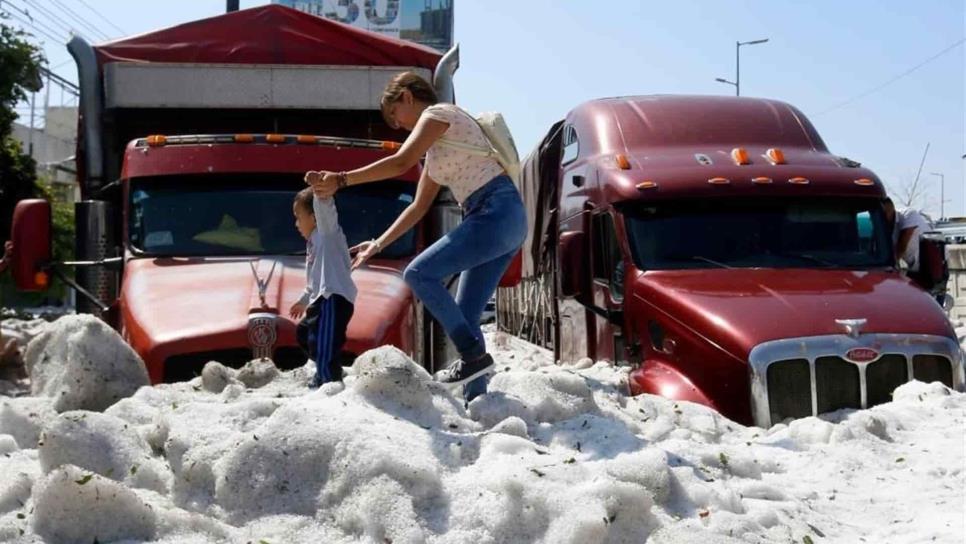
[28, 91, 35, 157]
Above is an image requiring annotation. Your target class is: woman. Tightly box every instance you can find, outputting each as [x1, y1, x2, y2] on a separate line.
[305, 72, 526, 390]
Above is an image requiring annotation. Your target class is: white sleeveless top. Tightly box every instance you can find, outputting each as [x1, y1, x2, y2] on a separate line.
[422, 103, 505, 204]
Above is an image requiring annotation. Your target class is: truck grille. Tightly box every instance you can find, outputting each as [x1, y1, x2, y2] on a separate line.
[751, 334, 964, 427]
[163, 347, 310, 382]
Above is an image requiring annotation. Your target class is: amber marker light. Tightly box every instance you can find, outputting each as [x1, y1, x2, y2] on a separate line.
[616, 154, 631, 170]
[382, 141, 402, 151]
[34, 271, 49, 289]
[751, 176, 773, 184]
[788, 177, 810, 185]
[234, 134, 255, 143]
[765, 148, 786, 165]
[296, 135, 316, 144]
[265, 134, 286, 143]
[637, 180, 658, 190]
[146, 135, 167, 146]
[854, 178, 875, 186]
[708, 177, 731, 185]
[731, 148, 750, 165]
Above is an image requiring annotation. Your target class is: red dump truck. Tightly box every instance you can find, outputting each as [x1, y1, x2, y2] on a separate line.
[498, 95, 964, 426]
[11, 5, 463, 382]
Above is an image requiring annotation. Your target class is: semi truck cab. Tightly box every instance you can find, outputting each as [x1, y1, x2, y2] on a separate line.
[501, 95, 964, 426]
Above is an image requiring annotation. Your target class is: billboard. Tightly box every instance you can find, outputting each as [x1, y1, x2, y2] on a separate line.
[273, 0, 454, 52]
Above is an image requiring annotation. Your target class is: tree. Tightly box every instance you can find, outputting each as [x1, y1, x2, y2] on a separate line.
[0, 16, 45, 243]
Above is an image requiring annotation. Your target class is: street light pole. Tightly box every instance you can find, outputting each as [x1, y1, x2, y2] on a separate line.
[716, 38, 769, 96]
[931, 172, 945, 219]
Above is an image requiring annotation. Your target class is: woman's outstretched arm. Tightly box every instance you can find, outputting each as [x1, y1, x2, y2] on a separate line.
[307, 115, 448, 196]
[351, 171, 442, 268]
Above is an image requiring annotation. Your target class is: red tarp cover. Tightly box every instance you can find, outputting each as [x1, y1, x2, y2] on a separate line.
[93, 4, 441, 70]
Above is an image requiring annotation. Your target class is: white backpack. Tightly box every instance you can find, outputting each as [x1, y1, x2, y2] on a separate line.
[436, 107, 521, 186]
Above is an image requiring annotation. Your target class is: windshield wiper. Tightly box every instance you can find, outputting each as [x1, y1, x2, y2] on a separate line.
[691, 255, 733, 269]
[773, 252, 838, 268]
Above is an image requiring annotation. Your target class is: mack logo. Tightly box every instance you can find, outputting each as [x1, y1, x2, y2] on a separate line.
[248, 312, 277, 360]
[845, 347, 879, 363]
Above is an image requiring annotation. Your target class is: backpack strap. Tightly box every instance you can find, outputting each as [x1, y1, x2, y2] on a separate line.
[434, 105, 499, 158]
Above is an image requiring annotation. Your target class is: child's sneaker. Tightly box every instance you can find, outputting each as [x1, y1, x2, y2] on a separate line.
[435, 354, 495, 388]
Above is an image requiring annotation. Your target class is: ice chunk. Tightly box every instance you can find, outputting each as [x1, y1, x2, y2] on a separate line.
[200, 361, 238, 393]
[31, 464, 157, 543]
[24, 315, 150, 412]
[38, 410, 169, 493]
[236, 358, 279, 389]
[0, 397, 57, 449]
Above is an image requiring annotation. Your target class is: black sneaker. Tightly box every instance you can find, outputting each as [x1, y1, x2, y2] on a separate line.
[435, 354, 495, 387]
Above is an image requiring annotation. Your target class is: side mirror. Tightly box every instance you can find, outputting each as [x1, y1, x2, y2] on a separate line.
[11, 199, 52, 291]
[912, 233, 948, 294]
[558, 230, 587, 297]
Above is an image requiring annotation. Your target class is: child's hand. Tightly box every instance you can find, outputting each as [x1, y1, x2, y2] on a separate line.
[289, 301, 307, 319]
[304, 170, 339, 198]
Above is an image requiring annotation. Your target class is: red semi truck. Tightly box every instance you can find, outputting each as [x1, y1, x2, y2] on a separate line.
[499, 95, 964, 426]
[11, 6, 463, 382]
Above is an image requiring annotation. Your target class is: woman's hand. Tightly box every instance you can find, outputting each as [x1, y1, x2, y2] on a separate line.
[304, 170, 339, 198]
[350, 241, 379, 269]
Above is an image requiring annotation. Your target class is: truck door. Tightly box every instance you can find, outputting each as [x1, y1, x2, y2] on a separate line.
[588, 210, 626, 363]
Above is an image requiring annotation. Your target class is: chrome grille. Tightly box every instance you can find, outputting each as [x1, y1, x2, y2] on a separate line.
[815, 356, 861, 414]
[865, 355, 908, 406]
[912, 354, 954, 386]
[750, 334, 964, 427]
[766, 359, 811, 424]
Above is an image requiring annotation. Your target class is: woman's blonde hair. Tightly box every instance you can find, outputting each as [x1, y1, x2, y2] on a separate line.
[380, 71, 439, 126]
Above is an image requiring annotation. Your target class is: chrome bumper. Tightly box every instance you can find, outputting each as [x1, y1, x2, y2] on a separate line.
[749, 334, 964, 427]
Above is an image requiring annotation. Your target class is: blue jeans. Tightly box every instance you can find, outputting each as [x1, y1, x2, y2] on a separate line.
[404, 175, 527, 367]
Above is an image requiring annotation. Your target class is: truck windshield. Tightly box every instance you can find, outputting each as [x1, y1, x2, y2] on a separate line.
[128, 176, 417, 258]
[623, 197, 892, 270]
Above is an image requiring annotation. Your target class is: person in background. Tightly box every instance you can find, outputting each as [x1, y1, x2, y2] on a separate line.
[290, 188, 357, 388]
[882, 197, 933, 271]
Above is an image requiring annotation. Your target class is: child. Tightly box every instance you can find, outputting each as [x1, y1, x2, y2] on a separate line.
[290, 188, 357, 387]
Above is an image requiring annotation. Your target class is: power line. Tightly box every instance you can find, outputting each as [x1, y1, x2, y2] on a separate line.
[814, 38, 965, 117]
[47, 0, 110, 40]
[0, 7, 69, 44]
[18, 0, 87, 39]
[1, 3, 69, 42]
[73, 0, 125, 37]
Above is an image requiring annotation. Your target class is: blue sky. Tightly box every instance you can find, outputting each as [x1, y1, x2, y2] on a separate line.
[8, 0, 964, 216]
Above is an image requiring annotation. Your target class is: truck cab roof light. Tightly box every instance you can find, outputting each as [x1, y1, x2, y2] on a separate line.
[731, 148, 750, 165]
[765, 148, 786, 165]
[234, 134, 255, 143]
[265, 134, 286, 143]
[708, 177, 731, 185]
[854, 178, 875, 186]
[637, 180, 658, 190]
[616, 154, 631, 170]
[788, 176, 810, 185]
[382, 141, 402, 151]
[296, 135, 317, 144]
[146, 135, 167, 146]
[751, 176, 773, 184]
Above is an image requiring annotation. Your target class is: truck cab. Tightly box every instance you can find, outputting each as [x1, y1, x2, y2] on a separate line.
[501, 95, 964, 426]
[11, 6, 463, 381]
